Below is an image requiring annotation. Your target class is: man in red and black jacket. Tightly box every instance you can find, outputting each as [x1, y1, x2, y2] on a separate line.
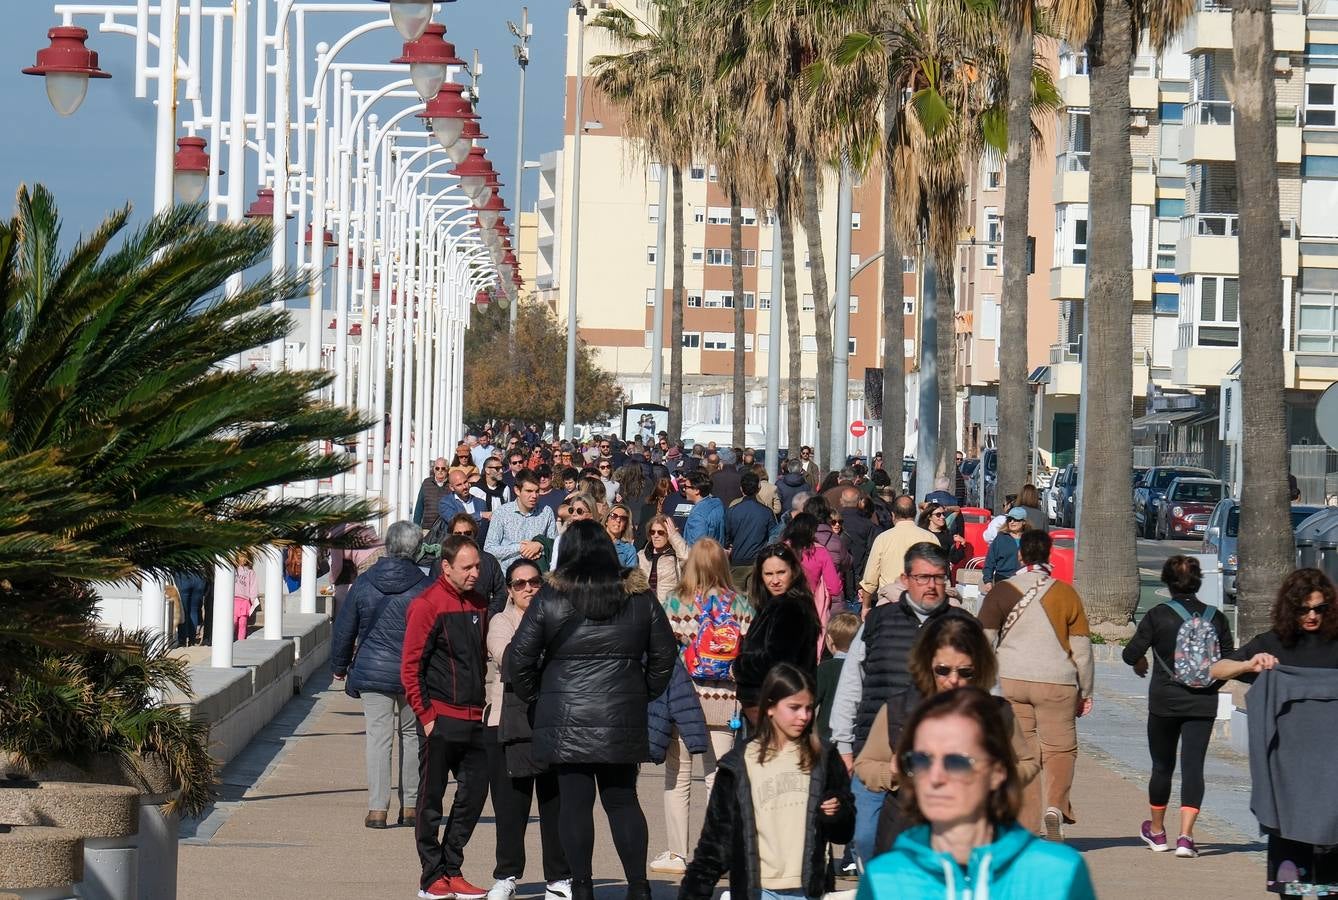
[401, 534, 491, 900]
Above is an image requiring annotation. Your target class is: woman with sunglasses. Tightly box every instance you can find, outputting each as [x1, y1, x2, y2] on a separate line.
[604, 503, 639, 568]
[484, 560, 571, 900]
[735, 544, 821, 726]
[917, 502, 967, 575]
[638, 514, 688, 603]
[858, 688, 1094, 899]
[854, 613, 1038, 855]
[1122, 555, 1234, 859]
[552, 493, 597, 570]
[450, 444, 478, 479]
[1210, 568, 1338, 893]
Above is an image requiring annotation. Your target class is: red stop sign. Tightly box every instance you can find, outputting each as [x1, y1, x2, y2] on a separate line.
[849, 420, 867, 438]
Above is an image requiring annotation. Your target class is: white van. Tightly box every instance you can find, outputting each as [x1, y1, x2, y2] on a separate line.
[679, 424, 768, 449]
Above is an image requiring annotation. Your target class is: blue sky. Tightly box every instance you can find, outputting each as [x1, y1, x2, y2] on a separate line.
[2, 2, 567, 241]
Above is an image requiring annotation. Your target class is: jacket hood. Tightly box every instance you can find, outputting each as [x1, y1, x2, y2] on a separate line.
[362, 556, 430, 594]
[893, 822, 1035, 895]
[543, 566, 650, 596]
[780, 472, 808, 488]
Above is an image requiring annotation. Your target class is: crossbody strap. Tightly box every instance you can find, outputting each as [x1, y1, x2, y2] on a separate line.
[995, 577, 1053, 648]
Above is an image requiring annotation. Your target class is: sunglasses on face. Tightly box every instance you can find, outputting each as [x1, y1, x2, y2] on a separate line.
[486, 465, 502, 471]
[609, 513, 628, 521]
[434, 466, 448, 471]
[509, 577, 543, 589]
[932, 664, 976, 680]
[900, 750, 983, 779]
[1299, 602, 1332, 618]
[649, 529, 668, 536]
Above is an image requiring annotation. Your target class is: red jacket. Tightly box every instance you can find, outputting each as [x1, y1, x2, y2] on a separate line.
[400, 574, 490, 726]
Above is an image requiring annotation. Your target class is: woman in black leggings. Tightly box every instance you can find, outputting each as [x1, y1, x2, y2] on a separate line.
[1123, 555, 1234, 858]
[509, 520, 678, 900]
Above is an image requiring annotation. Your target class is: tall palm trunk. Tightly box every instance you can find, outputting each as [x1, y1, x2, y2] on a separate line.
[800, 157, 835, 472]
[881, 104, 906, 473]
[1233, 0, 1290, 640]
[937, 272, 957, 480]
[1073, 0, 1138, 627]
[997, 20, 1036, 508]
[668, 164, 686, 444]
[780, 196, 803, 456]
[730, 187, 746, 450]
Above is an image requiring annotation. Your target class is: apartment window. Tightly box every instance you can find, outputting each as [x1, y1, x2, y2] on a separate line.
[648, 203, 660, 223]
[1156, 198, 1185, 218]
[801, 335, 818, 353]
[644, 331, 653, 348]
[705, 291, 733, 308]
[1299, 290, 1338, 352]
[745, 334, 755, 351]
[707, 206, 731, 225]
[742, 249, 757, 267]
[1307, 83, 1337, 127]
[802, 293, 815, 311]
[708, 165, 719, 183]
[687, 293, 703, 308]
[1156, 218, 1178, 271]
[848, 337, 858, 355]
[646, 246, 657, 265]
[851, 211, 862, 230]
[980, 296, 999, 340]
[682, 332, 701, 348]
[849, 295, 859, 313]
[904, 296, 916, 316]
[985, 167, 1002, 190]
[761, 249, 773, 268]
[759, 333, 770, 352]
[804, 254, 811, 270]
[706, 248, 732, 266]
[1054, 204, 1088, 266]
[741, 208, 758, 226]
[648, 162, 663, 181]
[1180, 275, 1239, 347]
[703, 331, 732, 350]
[646, 288, 657, 306]
[851, 253, 861, 269]
[693, 206, 706, 224]
[1159, 102, 1184, 124]
[763, 210, 777, 226]
[759, 294, 772, 310]
[691, 247, 704, 263]
[984, 208, 1001, 268]
[690, 164, 706, 181]
[744, 293, 756, 309]
[903, 256, 917, 273]
[903, 338, 916, 357]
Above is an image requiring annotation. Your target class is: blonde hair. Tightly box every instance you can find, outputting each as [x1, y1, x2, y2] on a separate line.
[678, 538, 734, 599]
[825, 612, 862, 652]
[605, 502, 634, 541]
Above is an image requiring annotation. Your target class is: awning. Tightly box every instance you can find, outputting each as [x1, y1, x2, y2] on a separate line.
[1132, 409, 1200, 433]
[1180, 410, 1220, 429]
[1027, 366, 1051, 385]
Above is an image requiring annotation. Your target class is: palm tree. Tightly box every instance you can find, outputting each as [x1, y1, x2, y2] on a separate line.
[1232, 0, 1290, 639]
[590, 1, 699, 443]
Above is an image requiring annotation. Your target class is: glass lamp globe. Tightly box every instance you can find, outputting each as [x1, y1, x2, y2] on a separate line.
[430, 116, 465, 151]
[410, 62, 447, 101]
[174, 170, 207, 203]
[46, 71, 90, 117]
[478, 208, 500, 230]
[388, 0, 433, 41]
[446, 137, 472, 165]
[460, 175, 487, 201]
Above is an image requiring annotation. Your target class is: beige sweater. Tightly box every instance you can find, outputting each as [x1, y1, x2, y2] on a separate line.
[484, 603, 524, 727]
[745, 741, 809, 890]
[978, 568, 1095, 698]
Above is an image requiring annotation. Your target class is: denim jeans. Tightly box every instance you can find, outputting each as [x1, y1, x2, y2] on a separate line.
[760, 889, 807, 900]
[174, 573, 207, 646]
[850, 772, 884, 867]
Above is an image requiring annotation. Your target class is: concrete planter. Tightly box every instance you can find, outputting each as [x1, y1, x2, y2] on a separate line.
[0, 823, 85, 900]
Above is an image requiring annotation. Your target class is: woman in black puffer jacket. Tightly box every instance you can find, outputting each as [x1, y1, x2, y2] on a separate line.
[509, 519, 677, 900]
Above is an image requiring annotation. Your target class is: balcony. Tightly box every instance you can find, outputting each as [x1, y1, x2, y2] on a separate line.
[1043, 346, 1157, 397]
[1172, 346, 1241, 386]
[1181, 0, 1304, 52]
[1053, 152, 1089, 204]
[1176, 214, 1300, 276]
[1178, 101, 1302, 164]
[1059, 73, 1089, 109]
[1050, 264, 1087, 300]
[1132, 154, 1157, 205]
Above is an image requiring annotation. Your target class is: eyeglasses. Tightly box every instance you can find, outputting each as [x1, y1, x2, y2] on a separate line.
[932, 664, 976, 680]
[1299, 602, 1332, 618]
[486, 465, 502, 471]
[907, 573, 948, 586]
[609, 512, 628, 521]
[452, 530, 476, 538]
[434, 466, 448, 471]
[598, 464, 611, 471]
[900, 750, 983, 779]
[649, 529, 668, 536]
[509, 577, 543, 589]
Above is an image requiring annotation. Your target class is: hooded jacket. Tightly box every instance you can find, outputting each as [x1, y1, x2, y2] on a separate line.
[679, 740, 854, 900]
[858, 822, 1096, 900]
[777, 471, 810, 513]
[508, 568, 677, 765]
[331, 556, 432, 696]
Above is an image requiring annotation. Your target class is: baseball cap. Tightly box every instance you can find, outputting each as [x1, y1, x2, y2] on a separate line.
[1006, 507, 1029, 521]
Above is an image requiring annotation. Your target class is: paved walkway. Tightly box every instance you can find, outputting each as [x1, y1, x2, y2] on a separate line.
[178, 664, 1267, 899]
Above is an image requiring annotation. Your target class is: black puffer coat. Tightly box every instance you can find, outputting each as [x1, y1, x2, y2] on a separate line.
[508, 568, 677, 765]
[680, 740, 854, 900]
[733, 594, 820, 708]
[331, 556, 431, 696]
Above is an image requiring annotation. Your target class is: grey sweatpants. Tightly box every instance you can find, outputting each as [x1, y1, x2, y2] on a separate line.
[362, 690, 420, 813]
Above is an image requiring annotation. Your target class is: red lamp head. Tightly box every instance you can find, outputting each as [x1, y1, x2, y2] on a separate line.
[392, 22, 464, 101]
[451, 146, 494, 203]
[304, 224, 337, 248]
[446, 117, 487, 164]
[172, 136, 212, 203]
[244, 187, 293, 220]
[417, 82, 474, 151]
[472, 191, 508, 230]
[24, 26, 111, 116]
[475, 290, 490, 307]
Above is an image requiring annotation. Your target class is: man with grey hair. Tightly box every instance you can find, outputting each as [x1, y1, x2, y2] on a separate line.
[777, 456, 809, 512]
[331, 521, 432, 830]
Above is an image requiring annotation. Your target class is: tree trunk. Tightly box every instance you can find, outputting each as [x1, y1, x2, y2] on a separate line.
[730, 187, 746, 451]
[937, 272, 957, 481]
[1233, 0, 1290, 641]
[998, 20, 1036, 509]
[780, 197, 803, 457]
[1073, 0, 1138, 628]
[801, 157, 835, 473]
[881, 101, 906, 474]
[668, 164, 686, 444]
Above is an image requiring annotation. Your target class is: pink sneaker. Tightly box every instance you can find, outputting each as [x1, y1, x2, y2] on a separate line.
[1141, 820, 1168, 851]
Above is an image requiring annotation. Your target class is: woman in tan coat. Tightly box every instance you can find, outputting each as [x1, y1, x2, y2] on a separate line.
[854, 612, 1040, 855]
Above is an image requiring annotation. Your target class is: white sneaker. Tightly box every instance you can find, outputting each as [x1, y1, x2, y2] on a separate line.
[649, 851, 687, 874]
[1043, 807, 1065, 842]
[488, 877, 517, 900]
[545, 880, 572, 900]
[721, 892, 730, 900]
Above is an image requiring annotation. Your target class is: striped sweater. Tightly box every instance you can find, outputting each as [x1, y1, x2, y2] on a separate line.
[662, 589, 756, 727]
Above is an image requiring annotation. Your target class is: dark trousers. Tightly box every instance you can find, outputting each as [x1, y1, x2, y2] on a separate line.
[485, 727, 569, 883]
[175, 574, 207, 646]
[553, 763, 648, 884]
[415, 717, 489, 889]
[1147, 713, 1214, 810]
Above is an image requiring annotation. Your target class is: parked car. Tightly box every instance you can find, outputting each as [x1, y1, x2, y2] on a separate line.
[968, 448, 997, 510]
[1154, 478, 1225, 540]
[1048, 464, 1077, 526]
[1203, 499, 1324, 602]
[1133, 466, 1215, 538]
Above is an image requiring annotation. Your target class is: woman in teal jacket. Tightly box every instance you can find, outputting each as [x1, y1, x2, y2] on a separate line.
[856, 687, 1095, 900]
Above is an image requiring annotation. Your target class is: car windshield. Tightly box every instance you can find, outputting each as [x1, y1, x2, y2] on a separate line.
[961, 460, 979, 476]
[1152, 469, 1208, 490]
[1226, 506, 1321, 537]
[1170, 482, 1222, 503]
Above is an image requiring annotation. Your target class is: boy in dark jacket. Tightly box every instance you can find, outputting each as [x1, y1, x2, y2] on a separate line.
[815, 612, 861, 876]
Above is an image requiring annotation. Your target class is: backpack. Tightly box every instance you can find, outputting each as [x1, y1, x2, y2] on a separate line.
[683, 593, 742, 682]
[1154, 600, 1222, 688]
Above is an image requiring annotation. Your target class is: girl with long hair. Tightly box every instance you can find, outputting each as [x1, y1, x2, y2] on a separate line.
[605, 502, 638, 568]
[735, 545, 821, 724]
[783, 512, 841, 649]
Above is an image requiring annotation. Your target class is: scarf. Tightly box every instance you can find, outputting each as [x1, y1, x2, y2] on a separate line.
[645, 543, 674, 595]
[1020, 562, 1052, 577]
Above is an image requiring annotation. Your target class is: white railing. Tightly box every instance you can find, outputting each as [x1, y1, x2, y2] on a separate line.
[1050, 342, 1081, 364]
[1187, 99, 1234, 125]
[1058, 150, 1091, 172]
[1181, 212, 1239, 238]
